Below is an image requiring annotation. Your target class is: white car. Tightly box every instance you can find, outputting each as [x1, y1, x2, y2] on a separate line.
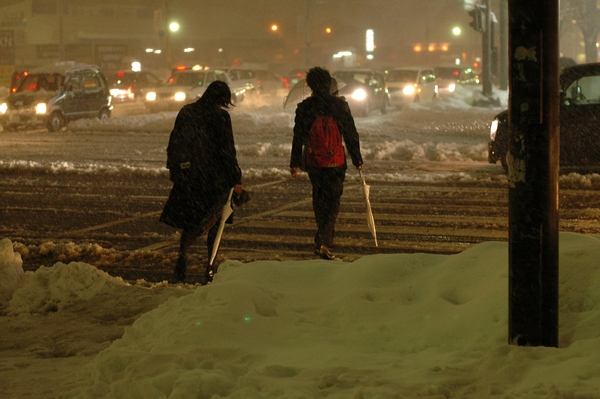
[144, 66, 245, 113]
[385, 67, 438, 109]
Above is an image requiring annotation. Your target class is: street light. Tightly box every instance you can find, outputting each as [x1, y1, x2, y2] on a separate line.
[452, 26, 462, 36]
[169, 21, 180, 32]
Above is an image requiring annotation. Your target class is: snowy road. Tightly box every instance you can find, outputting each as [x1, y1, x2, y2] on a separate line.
[2, 91, 600, 283]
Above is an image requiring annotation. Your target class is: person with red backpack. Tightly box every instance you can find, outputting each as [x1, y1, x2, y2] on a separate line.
[290, 67, 363, 260]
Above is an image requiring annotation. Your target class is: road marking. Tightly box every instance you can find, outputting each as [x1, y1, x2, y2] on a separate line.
[63, 179, 290, 237]
[61, 211, 162, 236]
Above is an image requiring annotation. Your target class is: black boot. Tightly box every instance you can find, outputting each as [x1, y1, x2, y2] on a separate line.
[174, 255, 186, 281]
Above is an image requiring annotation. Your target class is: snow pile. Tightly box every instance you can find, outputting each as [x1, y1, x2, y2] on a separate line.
[0, 238, 25, 312]
[8, 261, 128, 315]
[18, 233, 590, 398]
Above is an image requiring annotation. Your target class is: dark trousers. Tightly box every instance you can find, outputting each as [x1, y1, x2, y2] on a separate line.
[308, 167, 345, 249]
[179, 217, 220, 262]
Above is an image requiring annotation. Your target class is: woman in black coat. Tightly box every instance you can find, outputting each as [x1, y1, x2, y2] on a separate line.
[160, 81, 243, 282]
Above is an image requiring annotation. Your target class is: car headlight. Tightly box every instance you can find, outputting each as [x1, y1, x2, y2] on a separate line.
[402, 85, 416, 95]
[110, 88, 120, 97]
[448, 83, 456, 93]
[174, 92, 187, 102]
[0, 103, 7, 114]
[490, 119, 499, 140]
[145, 92, 157, 101]
[351, 88, 367, 101]
[35, 103, 47, 114]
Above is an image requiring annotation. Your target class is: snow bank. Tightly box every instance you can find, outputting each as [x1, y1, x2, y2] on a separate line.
[0, 238, 25, 312]
[51, 232, 600, 398]
[0, 239, 128, 315]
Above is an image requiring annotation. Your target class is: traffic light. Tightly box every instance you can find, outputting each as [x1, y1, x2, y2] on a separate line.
[468, 5, 485, 32]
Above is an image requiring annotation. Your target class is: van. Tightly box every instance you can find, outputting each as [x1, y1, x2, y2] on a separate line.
[0, 61, 112, 132]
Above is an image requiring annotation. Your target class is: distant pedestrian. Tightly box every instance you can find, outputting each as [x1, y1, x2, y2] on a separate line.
[160, 81, 244, 283]
[290, 67, 363, 260]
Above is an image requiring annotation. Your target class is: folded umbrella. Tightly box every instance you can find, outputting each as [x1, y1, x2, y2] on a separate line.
[209, 187, 235, 266]
[359, 170, 378, 247]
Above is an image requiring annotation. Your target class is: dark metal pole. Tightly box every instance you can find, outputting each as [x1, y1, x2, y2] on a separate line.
[305, 0, 311, 66]
[507, 0, 560, 347]
[163, 0, 171, 68]
[482, 0, 493, 97]
[499, 0, 508, 90]
[57, 0, 63, 61]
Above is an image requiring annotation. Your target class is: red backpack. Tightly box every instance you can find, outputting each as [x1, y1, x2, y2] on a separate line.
[305, 116, 345, 168]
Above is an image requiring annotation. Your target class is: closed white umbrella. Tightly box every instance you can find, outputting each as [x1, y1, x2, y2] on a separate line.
[209, 187, 235, 266]
[360, 170, 378, 247]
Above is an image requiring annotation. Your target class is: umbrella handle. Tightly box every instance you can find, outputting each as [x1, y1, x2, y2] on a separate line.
[359, 169, 366, 184]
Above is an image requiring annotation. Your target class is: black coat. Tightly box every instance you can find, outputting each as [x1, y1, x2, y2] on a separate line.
[290, 94, 363, 170]
[160, 100, 242, 230]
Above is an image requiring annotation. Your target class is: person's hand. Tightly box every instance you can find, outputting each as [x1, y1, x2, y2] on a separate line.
[356, 164, 363, 171]
[234, 184, 243, 194]
[290, 167, 299, 179]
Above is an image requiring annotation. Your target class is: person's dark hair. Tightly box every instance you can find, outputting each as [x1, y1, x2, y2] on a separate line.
[306, 67, 332, 96]
[200, 80, 234, 108]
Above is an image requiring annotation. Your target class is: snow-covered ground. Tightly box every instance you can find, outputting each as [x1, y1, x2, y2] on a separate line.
[2, 232, 600, 398]
[2, 85, 501, 181]
[4, 85, 600, 189]
[2, 86, 600, 398]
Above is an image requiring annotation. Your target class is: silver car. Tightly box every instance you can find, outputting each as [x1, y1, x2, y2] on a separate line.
[144, 67, 245, 113]
[385, 67, 438, 109]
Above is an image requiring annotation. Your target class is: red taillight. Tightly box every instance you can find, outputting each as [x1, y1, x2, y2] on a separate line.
[117, 71, 125, 77]
[296, 72, 302, 77]
[453, 70, 459, 76]
[175, 65, 187, 71]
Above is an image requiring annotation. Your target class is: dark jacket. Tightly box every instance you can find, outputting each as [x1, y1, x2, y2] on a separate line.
[290, 94, 363, 170]
[160, 100, 242, 229]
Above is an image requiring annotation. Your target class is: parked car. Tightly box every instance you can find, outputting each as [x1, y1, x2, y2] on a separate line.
[0, 61, 112, 132]
[331, 68, 390, 116]
[488, 62, 600, 172]
[144, 66, 245, 113]
[385, 66, 437, 108]
[108, 70, 163, 102]
[434, 65, 479, 96]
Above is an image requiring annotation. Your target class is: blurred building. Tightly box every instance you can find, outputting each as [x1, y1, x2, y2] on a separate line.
[0, 0, 163, 72]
